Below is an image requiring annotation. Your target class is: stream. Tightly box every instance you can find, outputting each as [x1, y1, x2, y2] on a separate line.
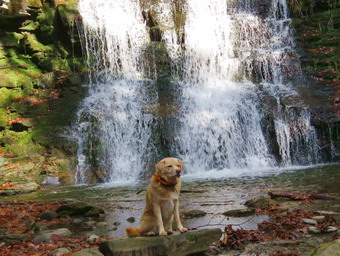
[4, 164, 340, 239]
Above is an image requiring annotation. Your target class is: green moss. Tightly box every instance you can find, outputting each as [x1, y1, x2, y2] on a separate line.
[292, 7, 340, 82]
[37, 4, 56, 26]
[1, 130, 44, 156]
[57, 4, 80, 27]
[0, 32, 24, 47]
[20, 21, 40, 31]
[23, 32, 54, 53]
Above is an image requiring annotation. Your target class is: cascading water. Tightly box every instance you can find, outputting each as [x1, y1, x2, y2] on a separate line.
[75, 0, 322, 183]
[75, 0, 154, 183]
[172, 0, 320, 177]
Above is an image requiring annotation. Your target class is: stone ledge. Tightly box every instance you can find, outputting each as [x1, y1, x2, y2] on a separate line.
[99, 228, 222, 256]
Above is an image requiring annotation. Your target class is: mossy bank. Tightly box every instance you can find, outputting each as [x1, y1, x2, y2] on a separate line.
[0, 0, 85, 185]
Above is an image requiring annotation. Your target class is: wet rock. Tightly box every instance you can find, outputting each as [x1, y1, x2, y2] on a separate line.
[244, 197, 278, 208]
[0, 182, 39, 195]
[310, 239, 340, 256]
[303, 218, 317, 225]
[56, 202, 104, 217]
[51, 248, 70, 255]
[308, 226, 321, 234]
[71, 247, 103, 256]
[85, 208, 102, 218]
[99, 228, 222, 256]
[39, 211, 58, 221]
[126, 217, 136, 223]
[113, 222, 121, 226]
[222, 208, 255, 217]
[33, 228, 72, 242]
[182, 209, 207, 218]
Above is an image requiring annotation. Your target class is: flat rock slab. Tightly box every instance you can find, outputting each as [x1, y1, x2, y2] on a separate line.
[99, 228, 222, 256]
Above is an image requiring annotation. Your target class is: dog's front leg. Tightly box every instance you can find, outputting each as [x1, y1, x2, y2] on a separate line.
[153, 203, 167, 236]
[174, 199, 188, 233]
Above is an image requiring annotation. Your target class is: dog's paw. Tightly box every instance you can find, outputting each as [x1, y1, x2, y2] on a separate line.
[178, 227, 188, 233]
[159, 230, 167, 236]
[167, 229, 173, 235]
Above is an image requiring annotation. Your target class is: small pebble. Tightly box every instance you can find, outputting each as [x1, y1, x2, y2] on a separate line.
[113, 221, 121, 226]
[127, 217, 135, 223]
[72, 218, 82, 224]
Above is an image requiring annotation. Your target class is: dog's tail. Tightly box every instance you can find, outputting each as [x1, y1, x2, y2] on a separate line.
[125, 226, 141, 237]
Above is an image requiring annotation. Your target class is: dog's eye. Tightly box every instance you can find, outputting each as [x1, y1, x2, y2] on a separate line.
[177, 165, 180, 167]
[167, 165, 172, 168]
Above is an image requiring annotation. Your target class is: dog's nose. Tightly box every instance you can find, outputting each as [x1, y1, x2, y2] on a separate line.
[176, 169, 181, 174]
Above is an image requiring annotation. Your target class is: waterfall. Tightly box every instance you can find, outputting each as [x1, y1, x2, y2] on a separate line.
[173, 0, 320, 176]
[75, 0, 322, 183]
[75, 0, 154, 183]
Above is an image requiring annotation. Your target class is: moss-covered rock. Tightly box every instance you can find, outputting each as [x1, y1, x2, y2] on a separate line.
[0, 0, 84, 185]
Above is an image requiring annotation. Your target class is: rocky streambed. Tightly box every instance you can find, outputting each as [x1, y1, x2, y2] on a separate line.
[0, 164, 340, 255]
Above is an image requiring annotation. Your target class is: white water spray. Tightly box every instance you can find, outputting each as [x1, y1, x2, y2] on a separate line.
[75, 0, 154, 183]
[75, 0, 321, 183]
[174, 0, 320, 175]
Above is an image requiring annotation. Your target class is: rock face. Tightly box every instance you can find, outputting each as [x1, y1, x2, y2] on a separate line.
[0, 0, 84, 186]
[99, 229, 222, 256]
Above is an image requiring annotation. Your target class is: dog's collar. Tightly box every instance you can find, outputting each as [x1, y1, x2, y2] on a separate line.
[153, 174, 177, 186]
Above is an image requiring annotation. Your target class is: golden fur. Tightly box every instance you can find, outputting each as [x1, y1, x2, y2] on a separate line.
[125, 157, 188, 237]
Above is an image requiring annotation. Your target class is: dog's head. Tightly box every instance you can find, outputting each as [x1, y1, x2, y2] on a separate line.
[155, 157, 184, 183]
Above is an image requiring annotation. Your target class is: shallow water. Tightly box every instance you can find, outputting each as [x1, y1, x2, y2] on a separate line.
[4, 164, 340, 239]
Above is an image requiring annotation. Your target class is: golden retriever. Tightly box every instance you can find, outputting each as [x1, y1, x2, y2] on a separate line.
[125, 157, 188, 237]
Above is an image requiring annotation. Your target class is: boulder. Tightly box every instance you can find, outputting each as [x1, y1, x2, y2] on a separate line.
[99, 228, 222, 256]
[222, 208, 255, 217]
[244, 197, 278, 208]
[56, 202, 104, 217]
[310, 239, 340, 256]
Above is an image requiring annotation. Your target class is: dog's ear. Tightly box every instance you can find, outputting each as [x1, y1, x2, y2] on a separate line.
[155, 159, 166, 174]
[178, 159, 184, 169]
